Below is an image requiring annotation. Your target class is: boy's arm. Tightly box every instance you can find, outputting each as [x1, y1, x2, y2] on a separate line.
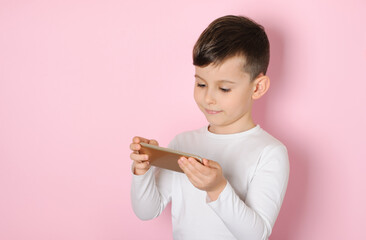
[130, 167, 172, 220]
[208, 145, 289, 240]
[130, 137, 175, 220]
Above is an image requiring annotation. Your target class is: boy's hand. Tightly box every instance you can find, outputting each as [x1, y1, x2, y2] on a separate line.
[130, 136, 159, 175]
[178, 157, 227, 201]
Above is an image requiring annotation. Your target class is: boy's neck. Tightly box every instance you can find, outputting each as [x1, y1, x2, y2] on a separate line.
[208, 120, 256, 134]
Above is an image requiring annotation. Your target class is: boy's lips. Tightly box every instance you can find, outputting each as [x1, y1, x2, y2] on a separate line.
[205, 109, 223, 114]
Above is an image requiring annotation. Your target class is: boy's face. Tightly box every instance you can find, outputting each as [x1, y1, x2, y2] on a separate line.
[194, 56, 256, 134]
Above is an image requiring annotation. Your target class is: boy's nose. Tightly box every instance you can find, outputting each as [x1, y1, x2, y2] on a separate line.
[204, 90, 216, 105]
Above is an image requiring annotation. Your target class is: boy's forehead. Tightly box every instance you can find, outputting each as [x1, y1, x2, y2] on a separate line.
[194, 74, 237, 84]
[194, 56, 249, 81]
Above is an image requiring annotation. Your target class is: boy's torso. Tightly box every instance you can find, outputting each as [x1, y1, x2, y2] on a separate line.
[165, 125, 283, 239]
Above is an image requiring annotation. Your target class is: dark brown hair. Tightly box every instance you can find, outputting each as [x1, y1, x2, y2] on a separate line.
[193, 15, 270, 81]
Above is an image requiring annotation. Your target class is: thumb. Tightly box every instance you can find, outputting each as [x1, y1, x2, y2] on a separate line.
[149, 139, 159, 146]
[203, 159, 218, 168]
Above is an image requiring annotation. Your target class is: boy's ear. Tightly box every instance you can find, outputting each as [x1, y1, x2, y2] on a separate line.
[252, 74, 270, 100]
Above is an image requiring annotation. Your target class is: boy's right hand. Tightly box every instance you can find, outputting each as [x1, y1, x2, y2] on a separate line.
[130, 136, 159, 175]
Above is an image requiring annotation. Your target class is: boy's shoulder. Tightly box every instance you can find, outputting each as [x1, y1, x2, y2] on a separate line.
[251, 127, 286, 149]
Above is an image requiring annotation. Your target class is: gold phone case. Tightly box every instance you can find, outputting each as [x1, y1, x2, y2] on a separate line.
[139, 142, 203, 173]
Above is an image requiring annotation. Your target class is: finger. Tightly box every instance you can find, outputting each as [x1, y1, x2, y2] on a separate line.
[203, 158, 209, 166]
[178, 157, 192, 174]
[149, 139, 159, 146]
[130, 152, 149, 161]
[134, 161, 150, 170]
[187, 157, 210, 174]
[202, 158, 220, 169]
[178, 157, 203, 184]
[133, 136, 150, 144]
[130, 143, 142, 151]
[180, 157, 207, 178]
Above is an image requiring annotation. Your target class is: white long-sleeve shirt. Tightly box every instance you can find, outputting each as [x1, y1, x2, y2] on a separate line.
[131, 125, 289, 240]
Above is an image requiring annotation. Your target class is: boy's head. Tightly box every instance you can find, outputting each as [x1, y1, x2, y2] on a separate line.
[192, 15, 271, 134]
[193, 15, 269, 81]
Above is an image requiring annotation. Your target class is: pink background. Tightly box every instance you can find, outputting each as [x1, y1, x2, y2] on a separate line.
[1, 0, 365, 239]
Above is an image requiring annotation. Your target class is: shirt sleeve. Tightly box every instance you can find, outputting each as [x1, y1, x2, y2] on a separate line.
[207, 145, 290, 240]
[130, 139, 177, 220]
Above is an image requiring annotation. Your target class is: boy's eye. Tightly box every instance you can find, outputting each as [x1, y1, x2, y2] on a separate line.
[220, 88, 231, 92]
[197, 83, 206, 88]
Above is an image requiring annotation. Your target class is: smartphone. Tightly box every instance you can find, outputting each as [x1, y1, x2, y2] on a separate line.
[139, 142, 203, 173]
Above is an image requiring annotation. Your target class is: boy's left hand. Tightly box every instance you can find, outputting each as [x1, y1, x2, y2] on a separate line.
[178, 157, 227, 201]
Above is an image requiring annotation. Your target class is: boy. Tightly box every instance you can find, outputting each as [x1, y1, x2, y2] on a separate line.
[129, 15, 289, 240]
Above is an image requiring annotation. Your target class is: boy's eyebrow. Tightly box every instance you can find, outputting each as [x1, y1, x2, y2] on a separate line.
[194, 74, 236, 84]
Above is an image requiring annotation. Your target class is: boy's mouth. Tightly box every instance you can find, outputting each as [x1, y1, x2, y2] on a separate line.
[205, 109, 223, 114]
